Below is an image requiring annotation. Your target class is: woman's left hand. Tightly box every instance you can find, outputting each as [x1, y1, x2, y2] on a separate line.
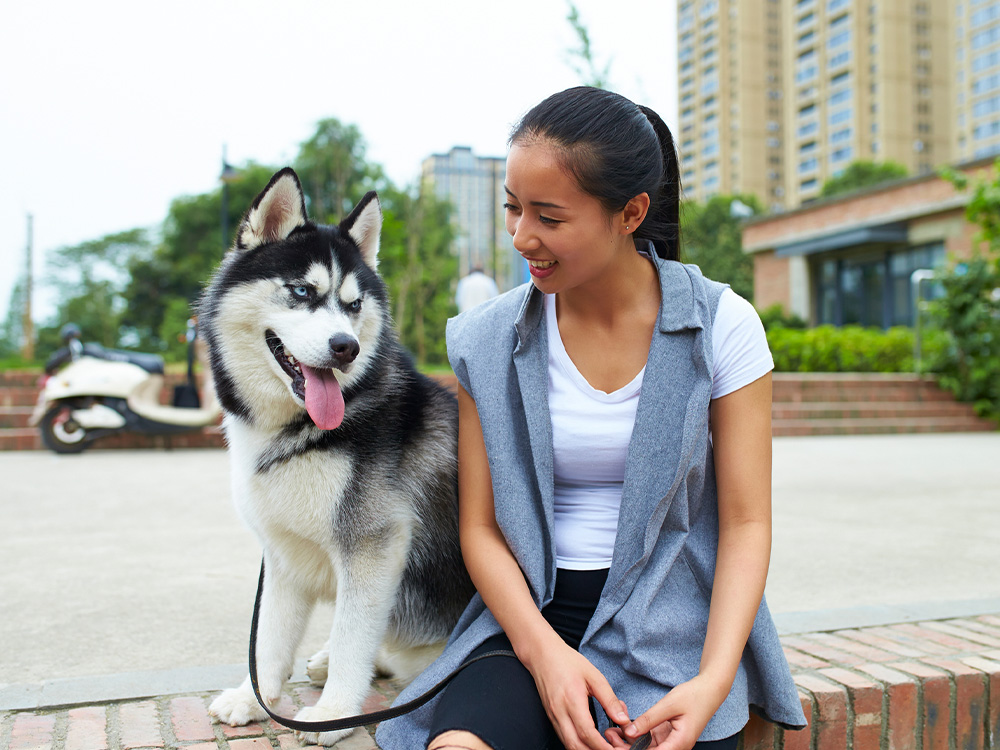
[604, 675, 727, 750]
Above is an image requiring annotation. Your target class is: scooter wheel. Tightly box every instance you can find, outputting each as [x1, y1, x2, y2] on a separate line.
[39, 406, 89, 454]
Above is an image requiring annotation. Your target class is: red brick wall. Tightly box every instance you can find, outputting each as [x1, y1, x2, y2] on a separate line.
[753, 250, 791, 312]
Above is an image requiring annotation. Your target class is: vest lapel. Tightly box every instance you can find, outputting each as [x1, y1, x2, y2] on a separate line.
[590, 259, 714, 629]
[510, 288, 557, 602]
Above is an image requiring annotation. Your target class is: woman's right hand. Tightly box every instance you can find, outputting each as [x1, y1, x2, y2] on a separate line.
[522, 632, 629, 750]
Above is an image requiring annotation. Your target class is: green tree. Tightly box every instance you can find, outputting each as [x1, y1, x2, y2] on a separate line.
[680, 194, 760, 302]
[0, 280, 27, 360]
[378, 181, 457, 365]
[122, 162, 278, 350]
[933, 161, 1000, 422]
[45, 229, 153, 349]
[565, 1, 610, 89]
[294, 118, 383, 223]
[819, 160, 908, 198]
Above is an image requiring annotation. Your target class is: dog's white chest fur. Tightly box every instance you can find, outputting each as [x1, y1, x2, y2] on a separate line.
[226, 418, 352, 592]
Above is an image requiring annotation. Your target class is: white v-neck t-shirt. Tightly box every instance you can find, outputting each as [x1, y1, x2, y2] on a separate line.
[546, 288, 773, 570]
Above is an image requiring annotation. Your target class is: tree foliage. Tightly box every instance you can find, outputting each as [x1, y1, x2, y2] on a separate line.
[294, 118, 384, 223]
[28, 117, 456, 367]
[819, 159, 908, 198]
[932, 162, 1000, 422]
[122, 163, 278, 351]
[679, 194, 760, 302]
[379, 183, 457, 365]
[565, 1, 610, 89]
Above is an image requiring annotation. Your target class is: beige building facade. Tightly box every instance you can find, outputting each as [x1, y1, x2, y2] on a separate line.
[421, 146, 522, 293]
[679, 0, 997, 211]
[742, 157, 991, 327]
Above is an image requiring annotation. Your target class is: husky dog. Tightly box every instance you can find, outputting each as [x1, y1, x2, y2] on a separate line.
[201, 168, 473, 746]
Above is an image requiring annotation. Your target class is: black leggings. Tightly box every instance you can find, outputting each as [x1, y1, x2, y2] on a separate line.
[426, 569, 740, 750]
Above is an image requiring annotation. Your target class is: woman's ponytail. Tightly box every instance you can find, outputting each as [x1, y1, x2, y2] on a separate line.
[636, 105, 681, 262]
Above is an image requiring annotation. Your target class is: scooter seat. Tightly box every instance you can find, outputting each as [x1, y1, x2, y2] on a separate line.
[83, 344, 165, 375]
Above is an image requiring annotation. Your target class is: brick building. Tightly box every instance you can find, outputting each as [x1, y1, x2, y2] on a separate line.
[742, 156, 995, 327]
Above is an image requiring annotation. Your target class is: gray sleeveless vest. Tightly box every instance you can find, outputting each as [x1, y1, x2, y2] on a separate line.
[376, 256, 806, 748]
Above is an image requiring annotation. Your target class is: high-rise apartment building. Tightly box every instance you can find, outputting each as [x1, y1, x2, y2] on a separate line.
[954, 0, 1000, 160]
[679, 0, 989, 211]
[678, 0, 786, 211]
[420, 146, 521, 293]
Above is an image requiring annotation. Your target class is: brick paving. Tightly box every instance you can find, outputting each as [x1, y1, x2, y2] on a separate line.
[3, 613, 999, 750]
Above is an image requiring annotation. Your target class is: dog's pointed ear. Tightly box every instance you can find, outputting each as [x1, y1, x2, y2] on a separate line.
[236, 168, 308, 251]
[339, 191, 382, 269]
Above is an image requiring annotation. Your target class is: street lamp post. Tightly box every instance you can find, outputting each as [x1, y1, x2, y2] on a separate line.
[219, 147, 240, 251]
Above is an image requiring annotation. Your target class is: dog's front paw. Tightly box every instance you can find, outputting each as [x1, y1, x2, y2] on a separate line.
[293, 705, 368, 747]
[306, 646, 330, 686]
[208, 684, 270, 727]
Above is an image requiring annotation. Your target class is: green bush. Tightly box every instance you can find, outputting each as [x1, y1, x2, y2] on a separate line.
[927, 257, 1000, 422]
[758, 304, 807, 331]
[767, 325, 949, 373]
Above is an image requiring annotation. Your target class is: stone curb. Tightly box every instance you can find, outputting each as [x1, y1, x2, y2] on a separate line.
[3, 613, 1000, 750]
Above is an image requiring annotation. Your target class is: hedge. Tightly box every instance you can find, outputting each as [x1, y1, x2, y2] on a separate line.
[766, 324, 948, 373]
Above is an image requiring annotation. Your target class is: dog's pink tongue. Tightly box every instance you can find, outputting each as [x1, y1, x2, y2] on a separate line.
[301, 364, 345, 430]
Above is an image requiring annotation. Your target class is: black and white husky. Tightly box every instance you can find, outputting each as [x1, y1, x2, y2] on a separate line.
[200, 168, 473, 746]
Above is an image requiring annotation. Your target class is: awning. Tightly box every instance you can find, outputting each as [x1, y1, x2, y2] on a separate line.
[774, 223, 908, 257]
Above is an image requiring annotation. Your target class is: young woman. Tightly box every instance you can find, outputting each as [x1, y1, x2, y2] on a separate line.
[376, 87, 806, 750]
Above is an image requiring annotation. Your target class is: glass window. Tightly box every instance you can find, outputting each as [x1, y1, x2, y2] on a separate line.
[828, 29, 851, 49]
[889, 244, 946, 325]
[831, 146, 853, 162]
[829, 87, 853, 106]
[830, 107, 853, 125]
[830, 50, 852, 67]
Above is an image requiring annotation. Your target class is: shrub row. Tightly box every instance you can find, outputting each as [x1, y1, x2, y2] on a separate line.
[765, 324, 949, 373]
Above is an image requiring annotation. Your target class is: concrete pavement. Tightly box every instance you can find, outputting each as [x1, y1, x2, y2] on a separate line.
[1, 433, 999, 711]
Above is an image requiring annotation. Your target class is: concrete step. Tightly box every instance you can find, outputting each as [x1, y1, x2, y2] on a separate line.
[0, 425, 225, 452]
[772, 401, 980, 421]
[772, 373, 954, 403]
[0, 387, 42, 408]
[0, 369, 42, 388]
[0, 407, 34, 429]
[773, 415, 997, 436]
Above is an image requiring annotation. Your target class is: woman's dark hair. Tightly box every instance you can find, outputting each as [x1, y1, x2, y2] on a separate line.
[509, 86, 681, 261]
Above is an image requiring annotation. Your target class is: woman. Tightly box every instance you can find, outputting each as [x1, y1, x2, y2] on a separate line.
[376, 86, 806, 750]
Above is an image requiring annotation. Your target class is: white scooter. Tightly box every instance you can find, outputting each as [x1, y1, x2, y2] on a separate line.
[30, 322, 221, 454]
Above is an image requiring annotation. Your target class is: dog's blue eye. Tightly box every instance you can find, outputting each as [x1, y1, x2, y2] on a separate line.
[349, 299, 362, 312]
[291, 285, 310, 299]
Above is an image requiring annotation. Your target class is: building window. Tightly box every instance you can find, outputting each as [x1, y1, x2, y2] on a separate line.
[831, 146, 854, 162]
[829, 50, 852, 68]
[829, 87, 853, 106]
[798, 121, 820, 137]
[830, 107, 853, 125]
[800, 178, 819, 190]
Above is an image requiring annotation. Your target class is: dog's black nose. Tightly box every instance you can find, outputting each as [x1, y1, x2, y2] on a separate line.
[329, 334, 360, 367]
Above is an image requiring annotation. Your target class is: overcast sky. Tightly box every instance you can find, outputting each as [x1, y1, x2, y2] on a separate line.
[1, 0, 677, 322]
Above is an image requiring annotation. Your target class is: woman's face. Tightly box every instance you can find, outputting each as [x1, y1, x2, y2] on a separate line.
[504, 139, 625, 295]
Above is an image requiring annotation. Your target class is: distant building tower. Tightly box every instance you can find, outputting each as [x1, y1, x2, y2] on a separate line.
[421, 146, 523, 293]
[678, 0, 964, 212]
[954, 0, 1000, 161]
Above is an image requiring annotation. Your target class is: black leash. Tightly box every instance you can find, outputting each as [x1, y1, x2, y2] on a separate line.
[248, 559, 517, 733]
[247, 558, 652, 748]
